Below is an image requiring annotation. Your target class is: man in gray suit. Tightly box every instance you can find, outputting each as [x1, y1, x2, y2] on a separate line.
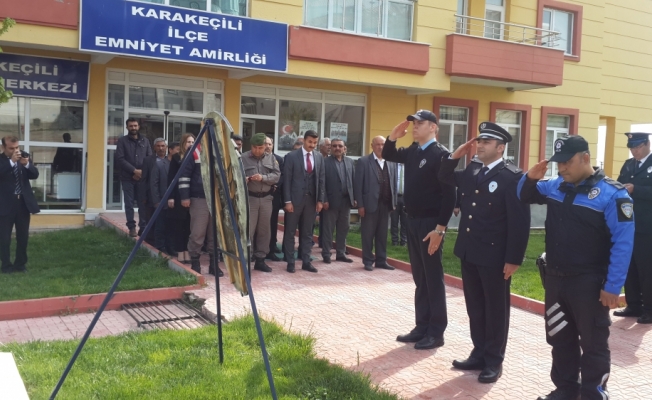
[321, 138, 355, 264]
[283, 130, 326, 273]
[354, 136, 398, 271]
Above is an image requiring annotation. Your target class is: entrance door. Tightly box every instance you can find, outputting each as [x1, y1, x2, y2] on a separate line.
[129, 112, 202, 145]
[240, 118, 256, 153]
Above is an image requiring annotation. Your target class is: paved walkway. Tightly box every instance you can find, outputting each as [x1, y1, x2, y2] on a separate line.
[2, 214, 651, 399]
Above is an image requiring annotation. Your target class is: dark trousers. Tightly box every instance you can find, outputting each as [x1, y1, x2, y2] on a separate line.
[360, 201, 390, 267]
[0, 197, 30, 269]
[623, 233, 652, 313]
[407, 216, 448, 337]
[283, 195, 317, 265]
[390, 198, 407, 245]
[544, 272, 611, 400]
[170, 211, 190, 252]
[462, 260, 511, 367]
[321, 201, 351, 259]
[317, 210, 323, 248]
[122, 180, 148, 230]
[269, 200, 281, 253]
[154, 209, 174, 251]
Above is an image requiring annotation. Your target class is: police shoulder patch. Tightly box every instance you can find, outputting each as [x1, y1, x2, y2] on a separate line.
[603, 177, 625, 190]
[504, 162, 522, 174]
[616, 198, 634, 222]
[436, 142, 450, 153]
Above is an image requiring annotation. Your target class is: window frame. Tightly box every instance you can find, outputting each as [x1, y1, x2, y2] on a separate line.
[489, 102, 532, 170]
[438, 105, 470, 169]
[240, 83, 367, 158]
[140, 0, 248, 17]
[484, 0, 505, 40]
[539, 106, 579, 173]
[433, 97, 479, 167]
[303, 0, 415, 41]
[537, 0, 583, 61]
[542, 8, 574, 55]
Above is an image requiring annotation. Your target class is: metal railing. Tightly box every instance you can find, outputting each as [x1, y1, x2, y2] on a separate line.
[454, 14, 560, 48]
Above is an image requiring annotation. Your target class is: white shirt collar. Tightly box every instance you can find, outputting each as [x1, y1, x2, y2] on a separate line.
[484, 158, 504, 171]
[302, 147, 312, 157]
[372, 152, 385, 167]
[638, 153, 651, 165]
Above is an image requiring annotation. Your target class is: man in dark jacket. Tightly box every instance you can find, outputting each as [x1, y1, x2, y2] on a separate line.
[115, 118, 152, 237]
[146, 138, 176, 255]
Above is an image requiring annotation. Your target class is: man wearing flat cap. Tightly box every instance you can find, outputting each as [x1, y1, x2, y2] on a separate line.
[242, 133, 280, 272]
[518, 135, 634, 400]
[384, 110, 457, 350]
[614, 132, 652, 324]
[438, 122, 531, 383]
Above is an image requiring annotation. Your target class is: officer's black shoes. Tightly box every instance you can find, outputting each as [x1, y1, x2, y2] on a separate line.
[478, 364, 502, 383]
[323, 256, 331, 264]
[254, 258, 272, 273]
[396, 330, 425, 343]
[637, 313, 652, 324]
[613, 307, 643, 317]
[266, 252, 282, 261]
[363, 265, 374, 271]
[128, 228, 137, 237]
[452, 357, 485, 371]
[336, 256, 354, 263]
[286, 263, 295, 273]
[414, 335, 444, 350]
[536, 388, 580, 400]
[302, 263, 318, 273]
[190, 256, 201, 274]
[375, 263, 395, 270]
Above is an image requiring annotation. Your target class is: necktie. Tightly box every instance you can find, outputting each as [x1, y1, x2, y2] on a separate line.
[477, 166, 489, 183]
[306, 153, 313, 174]
[13, 163, 22, 195]
[398, 165, 404, 195]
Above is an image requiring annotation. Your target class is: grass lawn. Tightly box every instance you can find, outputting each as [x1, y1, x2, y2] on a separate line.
[4, 315, 398, 400]
[344, 225, 546, 302]
[0, 226, 196, 302]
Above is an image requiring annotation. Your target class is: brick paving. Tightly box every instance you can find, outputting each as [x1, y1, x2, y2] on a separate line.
[2, 213, 651, 399]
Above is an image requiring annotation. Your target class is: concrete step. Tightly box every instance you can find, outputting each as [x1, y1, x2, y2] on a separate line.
[0, 353, 29, 399]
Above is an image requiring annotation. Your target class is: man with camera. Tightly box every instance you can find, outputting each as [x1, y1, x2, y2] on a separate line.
[0, 136, 40, 273]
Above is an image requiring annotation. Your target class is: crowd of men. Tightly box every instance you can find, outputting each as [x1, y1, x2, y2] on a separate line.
[2, 109, 649, 400]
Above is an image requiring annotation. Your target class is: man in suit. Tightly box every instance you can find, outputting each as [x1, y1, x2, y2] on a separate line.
[614, 132, 652, 324]
[0, 136, 40, 273]
[322, 138, 355, 264]
[317, 138, 332, 248]
[439, 122, 531, 383]
[354, 136, 398, 271]
[146, 138, 176, 255]
[265, 136, 284, 261]
[115, 118, 152, 237]
[283, 130, 325, 273]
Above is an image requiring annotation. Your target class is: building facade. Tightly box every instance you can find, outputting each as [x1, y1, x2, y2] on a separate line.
[0, 0, 650, 228]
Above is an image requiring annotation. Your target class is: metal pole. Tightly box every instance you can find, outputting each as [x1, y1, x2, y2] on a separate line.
[49, 125, 208, 400]
[207, 122, 278, 400]
[206, 120, 224, 364]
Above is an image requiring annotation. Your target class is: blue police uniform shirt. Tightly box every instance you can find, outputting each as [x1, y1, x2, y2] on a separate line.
[517, 171, 634, 295]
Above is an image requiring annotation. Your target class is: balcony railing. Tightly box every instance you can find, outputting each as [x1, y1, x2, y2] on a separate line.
[454, 14, 560, 48]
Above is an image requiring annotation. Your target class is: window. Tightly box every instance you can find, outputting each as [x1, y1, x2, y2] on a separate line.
[543, 8, 573, 54]
[140, 0, 247, 16]
[484, 0, 504, 40]
[438, 106, 468, 169]
[304, 0, 414, 41]
[455, 0, 468, 34]
[495, 110, 522, 167]
[1, 97, 86, 210]
[240, 84, 366, 157]
[545, 115, 570, 177]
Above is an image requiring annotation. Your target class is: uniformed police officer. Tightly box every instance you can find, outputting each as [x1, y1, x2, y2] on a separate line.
[518, 135, 634, 400]
[438, 122, 531, 383]
[614, 132, 652, 324]
[242, 133, 281, 272]
[383, 110, 457, 350]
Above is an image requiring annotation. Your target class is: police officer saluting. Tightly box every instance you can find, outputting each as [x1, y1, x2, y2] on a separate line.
[242, 133, 281, 272]
[383, 110, 457, 350]
[614, 132, 652, 323]
[438, 122, 530, 383]
[518, 135, 634, 400]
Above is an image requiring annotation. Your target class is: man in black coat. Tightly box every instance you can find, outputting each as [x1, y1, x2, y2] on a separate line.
[0, 136, 40, 273]
[614, 132, 652, 324]
[383, 110, 457, 350]
[322, 138, 355, 264]
[115, 118, 152, 237]
[265, 136, 284, 261]
[439, 122, 531, 383]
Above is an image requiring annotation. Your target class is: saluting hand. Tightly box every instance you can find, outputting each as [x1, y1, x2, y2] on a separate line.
[503, 263, 520, 280]
[599, 290, 620, 309]
[451, 139, 476, 160]
[526, 160, 549, 180]
[389, 120, 410, 141]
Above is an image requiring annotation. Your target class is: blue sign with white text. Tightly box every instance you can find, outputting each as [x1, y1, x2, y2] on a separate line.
[79, 0, 288, 72]
[0, 54, 90, 101]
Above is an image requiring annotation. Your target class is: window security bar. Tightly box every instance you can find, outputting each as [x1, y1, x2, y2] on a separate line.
[454, 14, 560, 48]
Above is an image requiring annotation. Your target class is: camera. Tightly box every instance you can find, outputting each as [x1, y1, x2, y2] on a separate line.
[20, 151, 30, 159]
